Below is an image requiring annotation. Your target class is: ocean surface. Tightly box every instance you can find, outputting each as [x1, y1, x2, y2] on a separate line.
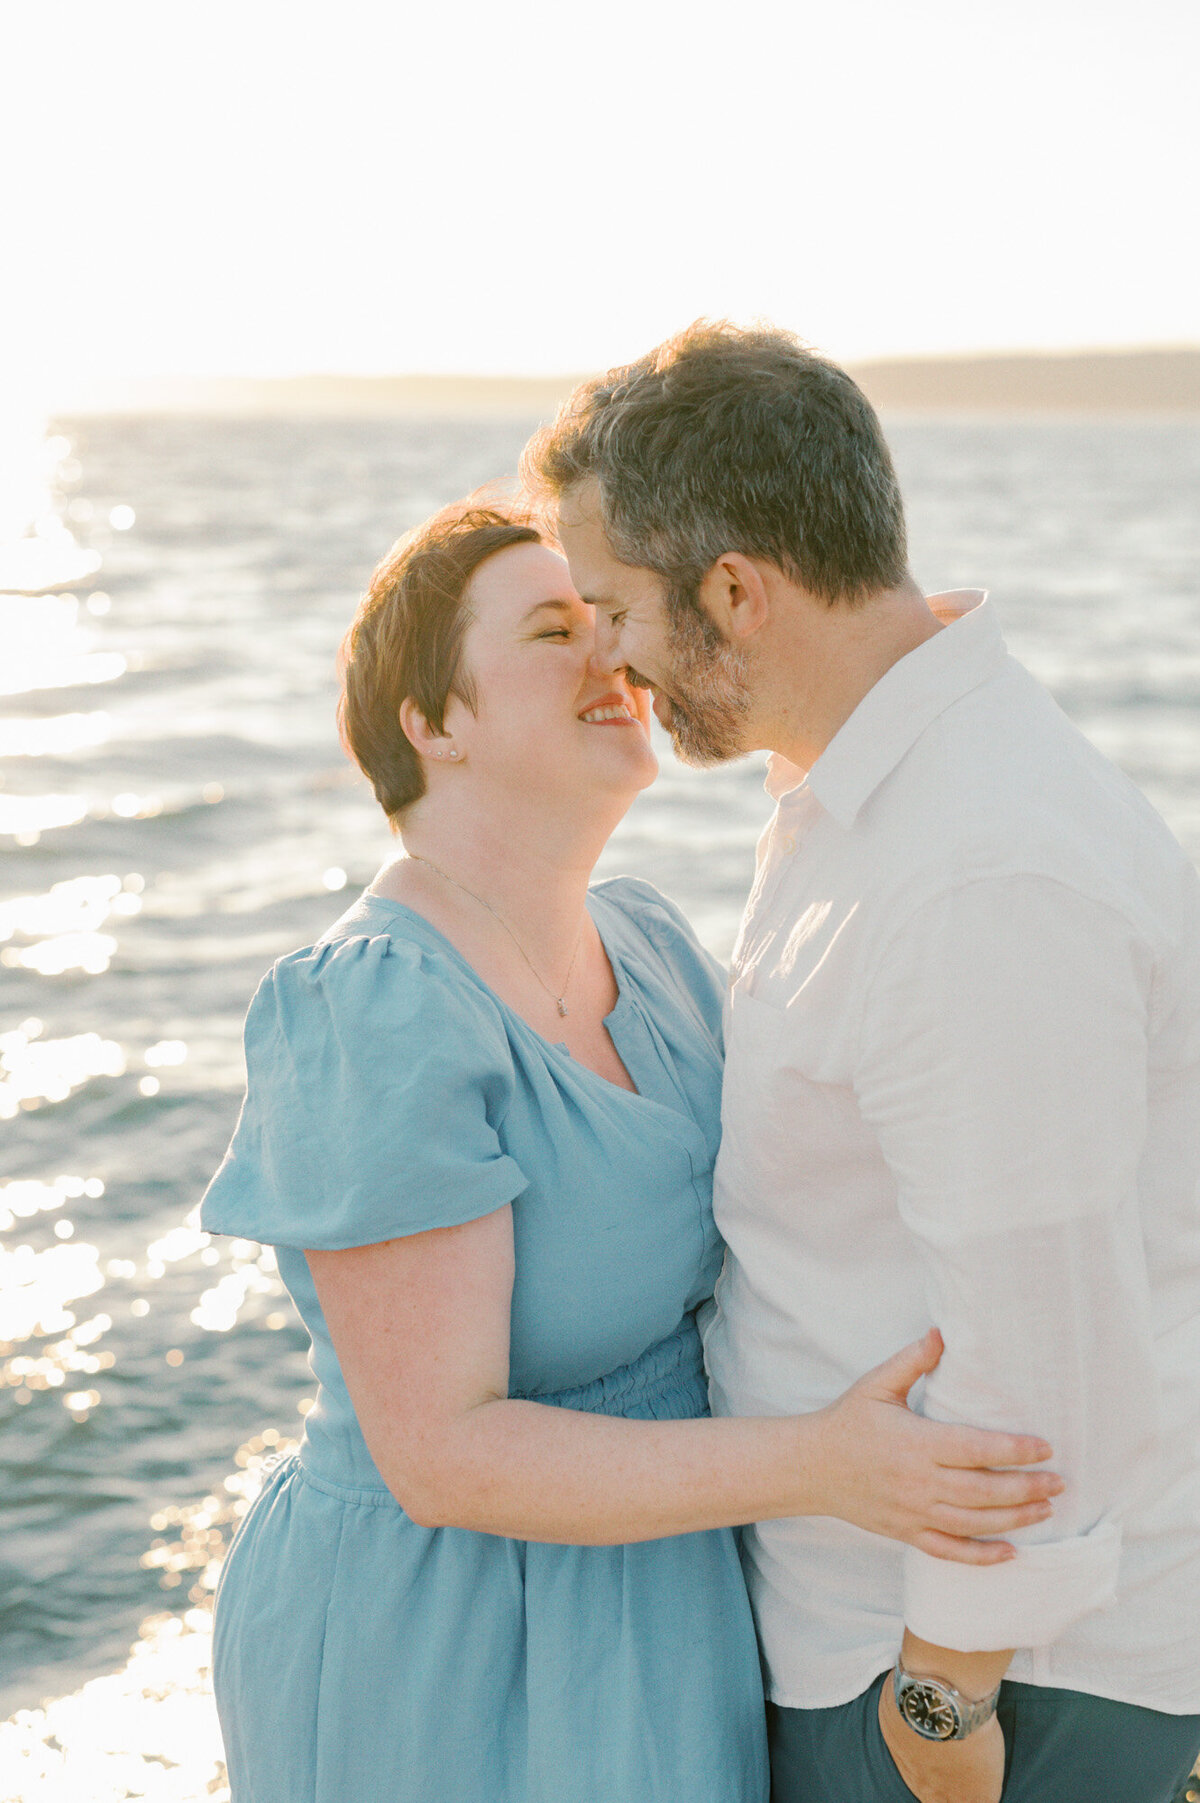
[1, 413, 1198, 1801]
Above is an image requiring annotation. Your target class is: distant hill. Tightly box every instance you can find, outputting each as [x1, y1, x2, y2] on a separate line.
[851, 348, 1200, 413]
[59, 348, 1200, 418]
[59, 372, 587, 419]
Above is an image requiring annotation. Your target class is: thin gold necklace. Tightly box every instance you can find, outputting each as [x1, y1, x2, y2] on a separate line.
[404, 853, 586, 1017]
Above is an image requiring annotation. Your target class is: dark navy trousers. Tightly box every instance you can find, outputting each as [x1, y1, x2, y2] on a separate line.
[768, 1670, 1200, 1803]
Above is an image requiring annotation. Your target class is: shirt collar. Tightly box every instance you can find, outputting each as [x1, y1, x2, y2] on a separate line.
[765, 591, 1003, 826]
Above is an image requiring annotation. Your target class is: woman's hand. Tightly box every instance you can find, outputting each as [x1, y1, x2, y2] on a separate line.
[812, 1328, 1063, 1561]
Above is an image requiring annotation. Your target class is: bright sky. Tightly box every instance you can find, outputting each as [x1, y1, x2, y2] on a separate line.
[4, 0, 1197, 401]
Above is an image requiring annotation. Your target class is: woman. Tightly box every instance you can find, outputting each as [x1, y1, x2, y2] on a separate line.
[200, 503, 1061, 1803]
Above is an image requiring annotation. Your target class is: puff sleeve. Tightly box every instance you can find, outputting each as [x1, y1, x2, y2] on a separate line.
[199, 932, 528, 1248]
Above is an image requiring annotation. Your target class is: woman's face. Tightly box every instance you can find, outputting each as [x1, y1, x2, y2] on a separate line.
[441, 541, 658, 806]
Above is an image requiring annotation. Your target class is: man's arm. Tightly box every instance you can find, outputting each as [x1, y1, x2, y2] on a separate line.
[854, 873, 1160, 1794]
[878, 1631, 1011, 1803]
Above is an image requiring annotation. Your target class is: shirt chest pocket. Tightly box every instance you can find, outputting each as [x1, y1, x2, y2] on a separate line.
[722, 982, 884, 1200]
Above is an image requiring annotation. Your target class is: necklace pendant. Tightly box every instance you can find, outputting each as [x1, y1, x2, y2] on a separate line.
[557, 998, 569, 1017]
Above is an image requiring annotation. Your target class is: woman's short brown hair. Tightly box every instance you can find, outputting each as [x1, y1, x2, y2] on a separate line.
[339, 501, 543, 824]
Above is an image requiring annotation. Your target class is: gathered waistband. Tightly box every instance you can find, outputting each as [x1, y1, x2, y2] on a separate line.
[513, 1316, 707, 1417]
[294, 1316, 709, 1499]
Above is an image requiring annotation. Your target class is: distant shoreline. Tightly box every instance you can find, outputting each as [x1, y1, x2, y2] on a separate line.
[50, 348, 1200, 419]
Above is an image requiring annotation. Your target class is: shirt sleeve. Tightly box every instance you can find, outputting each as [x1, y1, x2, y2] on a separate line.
[853, 873, 1160, 1651]
[199, 932, 528, 1249]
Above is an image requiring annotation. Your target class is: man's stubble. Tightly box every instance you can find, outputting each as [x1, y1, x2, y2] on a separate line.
[627, 588, 753, 769]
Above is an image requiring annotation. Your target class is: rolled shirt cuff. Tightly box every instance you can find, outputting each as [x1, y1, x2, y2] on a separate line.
[903, 1520, 1122, 1651]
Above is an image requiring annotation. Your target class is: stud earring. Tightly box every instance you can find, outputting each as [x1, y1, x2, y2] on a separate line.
[434, 750, 443, 759]
[448, 748, 459, 760]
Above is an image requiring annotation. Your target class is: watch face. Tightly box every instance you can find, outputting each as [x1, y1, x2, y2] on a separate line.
[900, 1680, 959, 1740]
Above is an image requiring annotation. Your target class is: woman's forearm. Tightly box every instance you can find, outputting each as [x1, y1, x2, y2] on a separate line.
[391, 1398, 819, 1541]
[375, 1331, 1060, 1553]
[310, 1217, 1059, 1552]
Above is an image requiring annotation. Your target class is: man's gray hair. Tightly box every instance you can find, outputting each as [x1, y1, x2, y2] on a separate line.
[522, 320, 908, 607]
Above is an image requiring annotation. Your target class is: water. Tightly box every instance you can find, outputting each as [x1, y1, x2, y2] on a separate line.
[1, 413, 1197, 1799]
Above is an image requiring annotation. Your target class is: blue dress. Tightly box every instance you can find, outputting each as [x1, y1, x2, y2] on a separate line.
[200, 876, 768, 1803]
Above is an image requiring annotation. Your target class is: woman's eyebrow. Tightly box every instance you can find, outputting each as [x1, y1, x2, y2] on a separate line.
[520, 598, 579, 622]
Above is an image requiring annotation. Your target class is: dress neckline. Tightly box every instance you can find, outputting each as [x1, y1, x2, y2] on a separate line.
[351, 888, 655, 1104]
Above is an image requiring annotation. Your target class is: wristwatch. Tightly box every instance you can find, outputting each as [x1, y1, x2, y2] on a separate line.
[892, 1663, 1001, 1741]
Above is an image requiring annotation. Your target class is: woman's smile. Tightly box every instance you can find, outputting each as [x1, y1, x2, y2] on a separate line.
[578, 690, 642, 726]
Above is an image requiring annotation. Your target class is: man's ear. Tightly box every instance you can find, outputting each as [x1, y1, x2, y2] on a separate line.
[698, 553, 771, 643]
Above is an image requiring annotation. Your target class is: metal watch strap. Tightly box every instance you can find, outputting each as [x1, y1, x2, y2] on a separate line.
[892, 1663, 1002, 1741]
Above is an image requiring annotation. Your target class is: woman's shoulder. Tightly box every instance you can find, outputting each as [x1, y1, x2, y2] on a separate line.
[201, 896, 526, 1250]
[249, 894, 508, 1052]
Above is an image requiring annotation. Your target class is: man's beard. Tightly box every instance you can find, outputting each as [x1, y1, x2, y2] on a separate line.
[627, 587, 751, 768]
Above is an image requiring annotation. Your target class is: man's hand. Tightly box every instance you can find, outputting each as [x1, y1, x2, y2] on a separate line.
[878, 1677, 1005, 1803]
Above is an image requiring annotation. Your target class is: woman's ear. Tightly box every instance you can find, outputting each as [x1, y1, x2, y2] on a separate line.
[399, 698, 438, 758]
[399, 698, 461, 763]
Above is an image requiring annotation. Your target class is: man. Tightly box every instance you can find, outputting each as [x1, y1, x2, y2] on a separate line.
[524, 322, 1200, 1803]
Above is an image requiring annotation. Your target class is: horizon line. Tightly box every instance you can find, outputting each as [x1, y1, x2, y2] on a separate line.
[41, 346, 1200, 420]
[50, 341, 1200, 387]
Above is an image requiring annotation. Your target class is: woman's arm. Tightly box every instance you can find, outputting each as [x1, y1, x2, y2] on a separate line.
[306, 1206, 1061, 1553]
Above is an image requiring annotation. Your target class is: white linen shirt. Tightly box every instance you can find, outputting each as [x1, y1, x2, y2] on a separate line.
[703, 591, 1200, 1713]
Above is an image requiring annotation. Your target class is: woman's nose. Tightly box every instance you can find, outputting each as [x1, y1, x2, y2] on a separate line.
[588, 615, 622, 675]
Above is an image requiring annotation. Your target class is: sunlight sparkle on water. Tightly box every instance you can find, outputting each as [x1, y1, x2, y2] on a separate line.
[3, 932, 118, 976]
[0, 1423, 302, 1801]
[0, 711, 112, 758]
[0, 429, 67, 546]
[0, 794, 89, 840]
[0, 1606, 229, 1803]
[0, 1024, 125, 1117]
[111, 791, 163, 820]
[0, 428, 106, 600]
[0, 874, 142, 940]
[0, 595, 126, 698]
[0, 876, 142, 978]
[0, 1175, 104, 1231]
[146, 1225, 208, 1265]
[190, 1248, 278, 1335]
[0, 1242, 104, 1345]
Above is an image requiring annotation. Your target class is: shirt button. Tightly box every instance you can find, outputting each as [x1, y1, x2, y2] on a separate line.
[782, 833, 796, 853]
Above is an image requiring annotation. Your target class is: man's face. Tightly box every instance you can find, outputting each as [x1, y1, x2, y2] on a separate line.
[555, 483, 751, 767]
